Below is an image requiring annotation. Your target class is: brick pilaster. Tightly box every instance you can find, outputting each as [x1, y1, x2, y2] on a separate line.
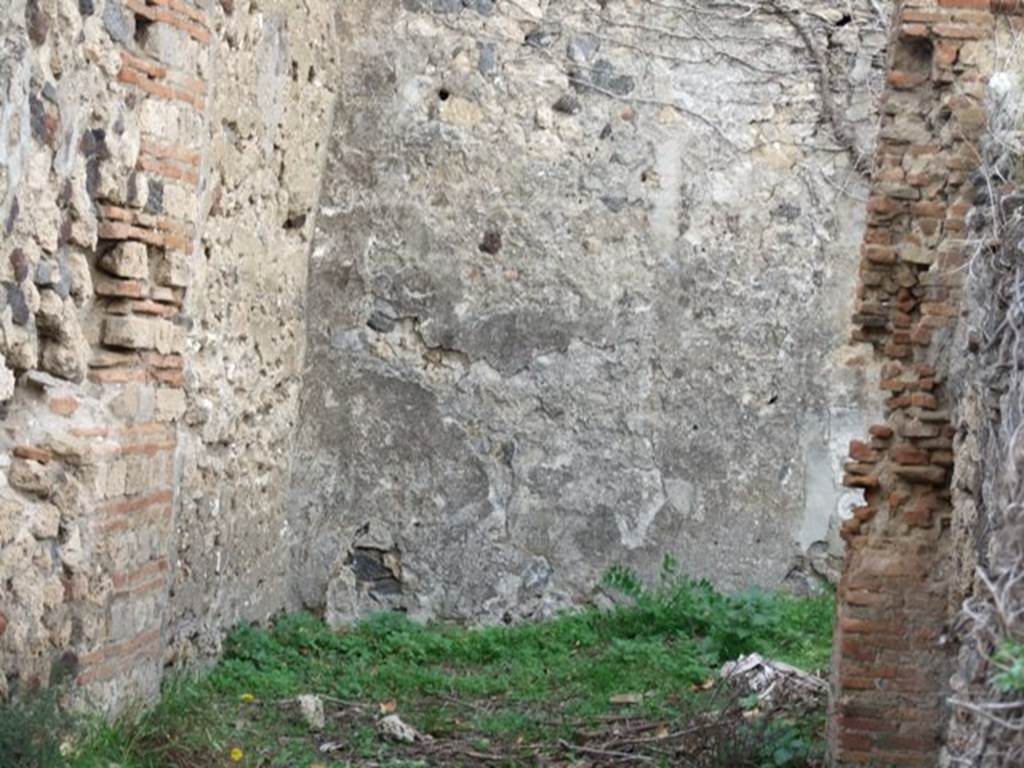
[831, 1, 1022, 765]
[65, 0, 209, 704]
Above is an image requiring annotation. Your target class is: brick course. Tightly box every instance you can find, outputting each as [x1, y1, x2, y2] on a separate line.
[831, 1, 1016, 764]
[63, 0, 208, 701]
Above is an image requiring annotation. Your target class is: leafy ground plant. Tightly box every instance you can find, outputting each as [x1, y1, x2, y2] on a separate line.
[1, 660, 80, 768]
[993, 638, 1024, 694]
[69, 567, 834, 768]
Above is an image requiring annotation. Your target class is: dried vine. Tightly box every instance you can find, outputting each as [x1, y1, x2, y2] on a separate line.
[946, 58, 1024, 766]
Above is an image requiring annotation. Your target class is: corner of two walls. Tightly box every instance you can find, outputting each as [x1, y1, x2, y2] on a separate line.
[167, 0, 340, 667]
[0, 0, 339, 707]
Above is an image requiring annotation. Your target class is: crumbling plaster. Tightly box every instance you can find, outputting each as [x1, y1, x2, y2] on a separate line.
[289, 0, 892, 625]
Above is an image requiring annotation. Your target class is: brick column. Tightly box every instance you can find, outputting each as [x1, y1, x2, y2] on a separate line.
[831, 1, 1021, 765]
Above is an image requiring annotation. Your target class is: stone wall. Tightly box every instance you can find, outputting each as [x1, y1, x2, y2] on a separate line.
[1, 0, 207, 710]
[0, 0, 337, 709]
[166, 0, 338, 667]
[943, 55, 1024, 768]
[289, 0, 890, 625]
[831, 2, 1022, 766]
[6, 2, 1022, 754]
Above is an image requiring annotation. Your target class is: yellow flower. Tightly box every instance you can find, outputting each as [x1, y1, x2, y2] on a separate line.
[230, 747, 244, 762]
[240, 693, 255, 703]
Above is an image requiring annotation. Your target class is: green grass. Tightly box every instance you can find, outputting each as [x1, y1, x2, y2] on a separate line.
[11, 567, 835, 768]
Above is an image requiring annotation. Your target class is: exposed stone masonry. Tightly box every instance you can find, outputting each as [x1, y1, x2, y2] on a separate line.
[1, 0, 207, 708]
[832, 1, 1021, 765]
[1, 0, 339, 706]
[2, 3, 1024, 765]
[943, 85, 1024, 766]
[291, 0, 890, 627]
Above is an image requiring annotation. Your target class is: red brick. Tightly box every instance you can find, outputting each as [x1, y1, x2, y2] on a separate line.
[839, 731, 874, 751]
[13, 445, 53, 463]
[48, 396, 80, 416]
[845, 588, 889, 607]
[841, 637, 877, 661]
[899, 22, 931, 37]
[840, 716, 890, 733]
[892, 444, 930, 465]
[123, 0, 211, 44]
[112, 558, 169, 591]
[934, 22, 991, 38]
[888, 70, 931, 89]
[97, 489, 174, 517]
[137, 155, 200, 186]
[89, 367, 148, 384]
[893, 465, 947, 484]
[869, 424, 894, 439]
[841, 676, 878, 690]
[853, 505, 878, 522]
[864, 245, 898, 264]
[844, 474, 880, 489]
[841, 617, 900, 634]
[77, 628, 162, 686]
[911, 201, 946, 217]
[913, 393, 937, 411]
[139, 139, 201, 167]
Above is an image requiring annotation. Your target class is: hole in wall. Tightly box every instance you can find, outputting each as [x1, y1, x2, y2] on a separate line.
[438, 88, 451, 101]
[835, 13, 852, 27]
[479, 230, 502, 254]
[893, 36, 934, 76]
[134, 16, 153, 46]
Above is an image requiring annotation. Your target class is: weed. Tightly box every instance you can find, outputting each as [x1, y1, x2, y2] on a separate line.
[993, 638, 1024, 694]
[0, 660, 79, 768]
[70, 563, 834, 767]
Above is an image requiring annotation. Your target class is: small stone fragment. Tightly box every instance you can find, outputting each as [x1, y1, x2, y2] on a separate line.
[10, 249, 29, 282]
[26, 0, 50, 45]
[367, 311, 396, 333]
[102, 0, 136, 44]
[479, 230, 502, 254]
[478, 42, 497, 76]
[0, 356, 14, 401]
[34, 261, 57, 287]
[100, 242, 149, 279]
[567, 35, 599, 63]
[297, 694, 325, 732]
[4, 283, 31, 326]
[379, 714, 423, 744]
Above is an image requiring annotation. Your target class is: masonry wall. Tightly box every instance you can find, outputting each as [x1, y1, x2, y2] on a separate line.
[290, 0, 891, 625]
[831, 2, 1021, 765]
[0, 0, 337, 707]
[1, 0, 208, 709]
[7, 1, 1020, 748]
[166, 0, 338, 667]
[943, 60, 1024, 767]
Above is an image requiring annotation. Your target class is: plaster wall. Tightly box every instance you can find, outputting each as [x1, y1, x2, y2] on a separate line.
[289, 0, 891, 624]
